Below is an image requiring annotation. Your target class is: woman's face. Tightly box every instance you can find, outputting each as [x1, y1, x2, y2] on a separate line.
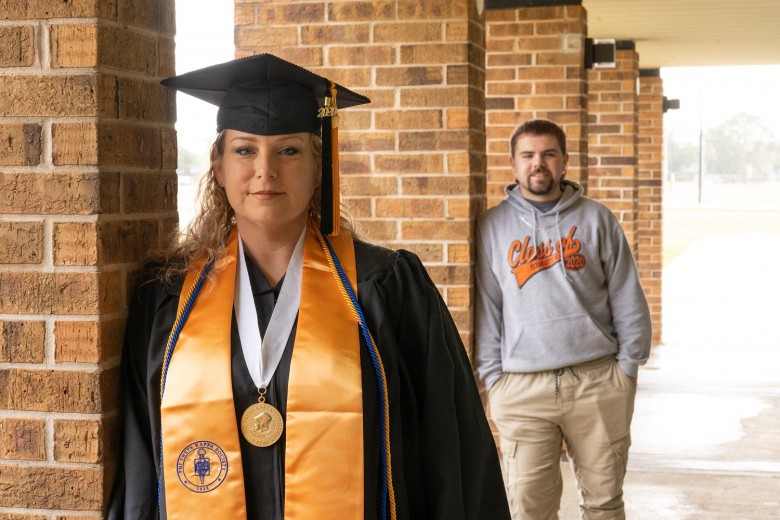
[213, 130, 321, 236]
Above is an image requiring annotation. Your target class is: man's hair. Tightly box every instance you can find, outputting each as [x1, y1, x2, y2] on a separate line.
[509, 119, 567, 156]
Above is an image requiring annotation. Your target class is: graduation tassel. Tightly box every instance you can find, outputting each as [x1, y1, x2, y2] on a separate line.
[320, 109, 334, 236]
[319, 84, 341, 237]
[329, 82, 340, 237]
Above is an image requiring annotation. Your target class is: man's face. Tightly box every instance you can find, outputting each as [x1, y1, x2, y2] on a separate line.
[510, 133, 569, 202]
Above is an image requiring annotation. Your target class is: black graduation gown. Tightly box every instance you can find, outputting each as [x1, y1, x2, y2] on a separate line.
[107, 239, 510, 519]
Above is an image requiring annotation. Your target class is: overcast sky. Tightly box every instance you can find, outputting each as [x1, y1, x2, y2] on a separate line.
[174, 0, 234, 158]
[662, 65, 780, 143]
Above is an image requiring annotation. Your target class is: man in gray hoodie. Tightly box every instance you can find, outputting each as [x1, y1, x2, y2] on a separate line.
[474, 119, 652, 519]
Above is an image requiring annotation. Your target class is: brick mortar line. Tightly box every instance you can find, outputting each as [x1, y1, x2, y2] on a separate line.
[28, 16, 169, 38]
[382, 239, 473, 243]
[361, 217, 475, 220]
[0, 68, 173, 86]
[42, 119, 55, 171]
[45, 415, 55, 462]
[0, 264, 132, 273]
[14, 67, 177, 84]
[0, 508, 100, 519]
[0, 20, 41, 26]
[0, 211, 177, 224]
[0, 312, 125, 321]
[0, 355, 121, 372]
[0, 459, 104, 469]
[42, 217, 54, 269]
[0, 359, 123, 371]
[349, 192, 477, 196]
[58, 116, 176, 130]
[5, 17, 102, 25]
[0, 215, 95, 223]
[44, 312, 55, 365]
[38, 18, 49, 71]
[0, 117, 99, 125]
[0, 509, 102, 519]
[113, 18, 175, 39]
[0, 118, 177, 138]
[0, 165, 148, 175]
[247, 19, 467, 26]
[0, 362, 102, 372]
[0, 214, 175, 222]
[0, 408, 108, 419]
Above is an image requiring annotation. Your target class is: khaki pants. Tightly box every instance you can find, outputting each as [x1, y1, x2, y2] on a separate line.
[488, 356, 636, 520]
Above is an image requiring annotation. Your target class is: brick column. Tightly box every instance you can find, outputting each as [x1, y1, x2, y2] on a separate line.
[235, 0, 486, 349]
[0, 0, 175, 515]
[485, 3, 588, 208]
[587, 43, 639, 252]
[638, 70, 664, 344]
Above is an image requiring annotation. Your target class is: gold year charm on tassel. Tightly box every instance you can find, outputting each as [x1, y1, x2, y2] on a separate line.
[241, 388, 284, 448]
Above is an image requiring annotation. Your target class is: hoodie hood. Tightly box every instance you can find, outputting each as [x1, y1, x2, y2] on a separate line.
[504, 179, 584, 225]
[502, 179, 584, 284]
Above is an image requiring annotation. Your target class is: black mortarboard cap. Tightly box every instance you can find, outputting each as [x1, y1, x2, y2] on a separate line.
[161, 53, 371, 236]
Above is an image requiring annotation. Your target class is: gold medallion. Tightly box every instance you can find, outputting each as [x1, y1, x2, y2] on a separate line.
[241, 401, 284, 447]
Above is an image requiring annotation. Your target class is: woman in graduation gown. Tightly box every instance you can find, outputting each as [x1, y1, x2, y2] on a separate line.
[107, 54, 510, 520]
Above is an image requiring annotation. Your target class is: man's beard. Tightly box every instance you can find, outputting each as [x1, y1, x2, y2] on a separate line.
[525, 168, 558, 195]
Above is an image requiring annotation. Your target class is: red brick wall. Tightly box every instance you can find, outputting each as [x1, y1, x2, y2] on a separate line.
[235, 0, 487, 349]
[0, 0, 176, 515]
[485, 5, 588, 208]
[587, 47, 640, 252]
[638, 73, 665, 344]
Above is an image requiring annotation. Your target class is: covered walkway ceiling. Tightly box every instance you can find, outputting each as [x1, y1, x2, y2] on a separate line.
[583, 0, 780, 69]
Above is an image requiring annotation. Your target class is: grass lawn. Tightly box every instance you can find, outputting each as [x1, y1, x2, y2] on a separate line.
[662, 181, 780, 267]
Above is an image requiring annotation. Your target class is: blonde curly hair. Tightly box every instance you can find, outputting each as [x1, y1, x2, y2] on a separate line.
[152, 130, 351, 284]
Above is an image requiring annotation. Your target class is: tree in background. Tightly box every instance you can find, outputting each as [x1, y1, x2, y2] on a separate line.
[667, 129, 699, 181]
[704, 113, 778, 181]
[177, 146, 208, 175]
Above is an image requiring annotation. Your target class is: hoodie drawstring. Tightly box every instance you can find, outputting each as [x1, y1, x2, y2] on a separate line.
[520, 212, 539, 251]
[553, 367, 581, 402]
[555, 211, 574, 284]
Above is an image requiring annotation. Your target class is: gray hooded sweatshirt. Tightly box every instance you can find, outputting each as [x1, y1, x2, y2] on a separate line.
[474, 180, 652, 390]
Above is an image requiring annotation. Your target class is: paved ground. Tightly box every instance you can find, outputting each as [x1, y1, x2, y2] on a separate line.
[559, 184, 780, 518]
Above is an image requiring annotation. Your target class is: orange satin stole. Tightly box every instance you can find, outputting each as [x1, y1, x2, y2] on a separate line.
[160, 224, 363, 519]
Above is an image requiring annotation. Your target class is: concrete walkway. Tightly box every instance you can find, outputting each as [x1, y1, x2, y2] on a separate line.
[559, 223, 780, 518]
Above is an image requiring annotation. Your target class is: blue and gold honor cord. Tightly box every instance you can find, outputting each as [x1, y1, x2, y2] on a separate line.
[160, 260, 214, 398]
[157, 258, 214, 505]
[312, 224, 397, 520]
